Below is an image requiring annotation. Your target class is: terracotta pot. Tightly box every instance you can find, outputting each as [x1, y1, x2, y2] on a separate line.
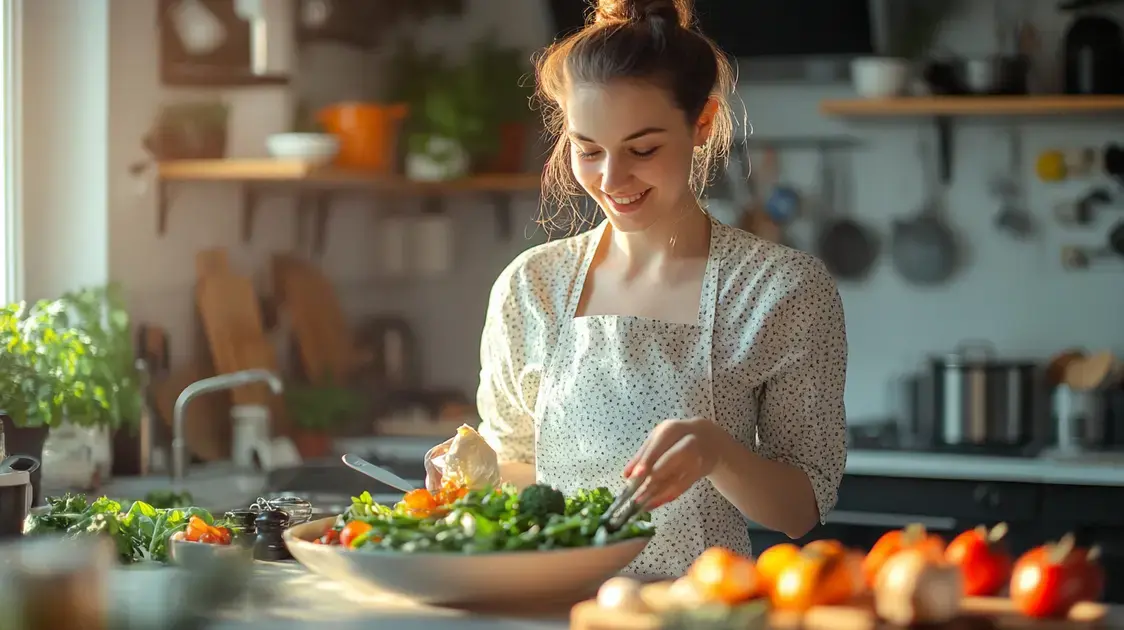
[292, 430, 332, 459]
[480, 122, 529, 173]
[318, 102, 409, 172]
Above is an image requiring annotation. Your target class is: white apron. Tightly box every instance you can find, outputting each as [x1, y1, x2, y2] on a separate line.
[532, 222, 752, 578]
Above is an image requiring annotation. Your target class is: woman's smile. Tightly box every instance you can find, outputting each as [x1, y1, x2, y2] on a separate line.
[603, 188, 653, 214]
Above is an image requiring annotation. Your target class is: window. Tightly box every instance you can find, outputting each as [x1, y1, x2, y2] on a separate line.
[0, 0, 19, 303]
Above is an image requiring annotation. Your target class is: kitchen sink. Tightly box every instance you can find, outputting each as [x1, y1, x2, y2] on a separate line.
[260, 456, 424, 518]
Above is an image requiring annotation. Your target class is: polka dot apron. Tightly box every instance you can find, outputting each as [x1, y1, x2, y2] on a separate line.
[532, 223, 752, 578]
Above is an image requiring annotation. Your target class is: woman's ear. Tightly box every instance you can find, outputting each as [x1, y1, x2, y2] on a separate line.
[693, 98, 719, 147]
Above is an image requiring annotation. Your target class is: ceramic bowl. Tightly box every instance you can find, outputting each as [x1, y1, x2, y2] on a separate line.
[283, 517, 650, 606]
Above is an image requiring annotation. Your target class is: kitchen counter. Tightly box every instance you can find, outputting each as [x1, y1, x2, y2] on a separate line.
[207, 561, 571, 629]
[846, 449, 1124, 486]
[200, 561, 1124, 629]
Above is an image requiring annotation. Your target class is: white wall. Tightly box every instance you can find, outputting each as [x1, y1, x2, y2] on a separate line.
[20, 0, 110, 301]
[21, 0, 1123, 424]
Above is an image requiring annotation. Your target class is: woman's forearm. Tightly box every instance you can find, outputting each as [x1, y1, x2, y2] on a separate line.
[499, 461, 537, 490]
[704, 422, 820, 539]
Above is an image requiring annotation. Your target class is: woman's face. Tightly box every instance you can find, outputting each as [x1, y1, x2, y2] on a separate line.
[565, 79, 711, 233]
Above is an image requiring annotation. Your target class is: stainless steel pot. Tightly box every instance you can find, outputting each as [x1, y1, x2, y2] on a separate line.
[928, 343, 1041, 447]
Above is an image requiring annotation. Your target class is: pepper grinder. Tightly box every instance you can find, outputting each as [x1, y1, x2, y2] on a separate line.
[253, 509, 291, 561]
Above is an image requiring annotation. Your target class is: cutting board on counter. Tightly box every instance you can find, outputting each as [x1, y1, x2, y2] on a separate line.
[571, 583, 1108, 630]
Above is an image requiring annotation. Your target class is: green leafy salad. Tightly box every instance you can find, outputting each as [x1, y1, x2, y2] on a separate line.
[24, 493, 228, 563]
[332, 483, 654, 553]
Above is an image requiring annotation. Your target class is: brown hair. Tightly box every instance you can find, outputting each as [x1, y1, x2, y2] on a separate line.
[533, 0, 737, 232]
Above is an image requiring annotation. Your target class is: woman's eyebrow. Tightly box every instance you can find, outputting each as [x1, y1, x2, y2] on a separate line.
[568, 127, 668, 143]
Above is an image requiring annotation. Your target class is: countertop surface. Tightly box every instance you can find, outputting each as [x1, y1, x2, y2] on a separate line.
[845, 448, 1124, 486]
[202, 561, 1124, 629]
[209, 561, 571, 629]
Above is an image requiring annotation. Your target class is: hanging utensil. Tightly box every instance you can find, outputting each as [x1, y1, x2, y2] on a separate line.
[891, 136, 960, 286]
[993, 126, 1034, 238]
[816, 149, 879, 281]
[739, 147, 782, 242]
[763, 146, 800, 225]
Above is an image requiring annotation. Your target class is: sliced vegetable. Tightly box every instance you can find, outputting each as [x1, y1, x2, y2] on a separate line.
[862, 523, 946, 587]
[945, 522, 1012, 596]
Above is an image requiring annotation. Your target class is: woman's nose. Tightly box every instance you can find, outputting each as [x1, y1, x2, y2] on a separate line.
[601, 157, 631, 193]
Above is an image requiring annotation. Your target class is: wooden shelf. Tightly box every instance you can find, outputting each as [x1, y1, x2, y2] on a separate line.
[155, 159, 542, 250]
[819, 95, 1124, 184]
[820, 95, 1124, 117]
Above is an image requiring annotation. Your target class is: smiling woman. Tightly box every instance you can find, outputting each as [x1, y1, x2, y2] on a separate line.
[427, 0, 850, 580]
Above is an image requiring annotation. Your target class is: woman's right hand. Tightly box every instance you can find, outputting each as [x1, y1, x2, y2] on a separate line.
[423, 438, 452, 493]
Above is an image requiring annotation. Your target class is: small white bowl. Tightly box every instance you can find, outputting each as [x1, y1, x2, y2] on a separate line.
[266, 132, 340, 166]
[168, 537, 252, 569]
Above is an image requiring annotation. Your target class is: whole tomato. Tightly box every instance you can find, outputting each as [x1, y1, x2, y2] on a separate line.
[945, 523, 1013, 596]
[1010, 534, 1098, 618]
[862, 524, 946, 587]
[338, 520, 374, 548]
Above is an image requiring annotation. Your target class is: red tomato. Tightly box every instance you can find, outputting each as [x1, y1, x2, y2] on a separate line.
[199, 532, 219, 544]
[338, 521, 373, 548]
[945, 523, 1013, 596]
[213, 526, 232, 546]
[319, 530, 340, 545]
[1010, 535, 1094, 618]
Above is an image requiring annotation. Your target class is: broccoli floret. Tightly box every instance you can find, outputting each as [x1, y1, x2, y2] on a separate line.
[517, 484, 566, 522]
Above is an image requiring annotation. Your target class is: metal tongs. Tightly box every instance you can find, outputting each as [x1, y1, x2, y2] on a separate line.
[601, 472, 652, 533]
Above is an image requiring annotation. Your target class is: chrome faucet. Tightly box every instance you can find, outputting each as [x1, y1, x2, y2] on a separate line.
[171, 369, 284, 483]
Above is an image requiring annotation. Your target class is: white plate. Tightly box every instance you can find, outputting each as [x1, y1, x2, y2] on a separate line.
[283, 517, 650, 606]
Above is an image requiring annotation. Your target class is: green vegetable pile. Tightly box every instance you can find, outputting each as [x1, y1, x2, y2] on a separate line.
[24, 493, 226, 563]
[336, 483, 654, 553]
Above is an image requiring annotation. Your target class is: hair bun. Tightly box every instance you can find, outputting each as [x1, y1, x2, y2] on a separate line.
[594, 0, 692, 28]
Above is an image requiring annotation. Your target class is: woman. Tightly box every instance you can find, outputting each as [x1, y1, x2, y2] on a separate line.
[426, 0, 848, 577]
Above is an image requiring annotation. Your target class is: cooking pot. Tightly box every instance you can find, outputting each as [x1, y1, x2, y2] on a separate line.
[926, 343, 1043, 447]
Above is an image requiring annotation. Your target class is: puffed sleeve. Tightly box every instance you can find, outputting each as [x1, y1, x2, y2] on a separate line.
[475, 262, 541, 465]
[754, 258, 848, 524]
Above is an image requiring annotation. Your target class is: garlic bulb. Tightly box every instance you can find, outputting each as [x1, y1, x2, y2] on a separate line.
[597, 577, 650, 613]
[874, 549, 964, 626]
[442, 424, 502, 490]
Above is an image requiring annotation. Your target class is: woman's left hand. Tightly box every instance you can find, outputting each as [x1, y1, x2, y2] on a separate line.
[623, 417, 723, 510]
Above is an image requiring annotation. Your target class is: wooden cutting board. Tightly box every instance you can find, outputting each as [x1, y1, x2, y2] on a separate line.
[571, 582, 1108, 630]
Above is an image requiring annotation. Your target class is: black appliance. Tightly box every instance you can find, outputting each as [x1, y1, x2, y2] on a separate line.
[1060, 0, 1124, 94]
[0, 455, 40, 540]
[545, 0, 874, 59]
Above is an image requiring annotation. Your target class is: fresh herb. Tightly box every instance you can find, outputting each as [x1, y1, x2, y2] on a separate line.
[0, 284, 141, 430]
[141, 489, 195, 510]
[24, 493, 223, 563]
[338, 485, 652, 554]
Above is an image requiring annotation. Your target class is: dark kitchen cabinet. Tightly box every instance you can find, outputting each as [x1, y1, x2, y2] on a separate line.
[748, 474, 1124, 603]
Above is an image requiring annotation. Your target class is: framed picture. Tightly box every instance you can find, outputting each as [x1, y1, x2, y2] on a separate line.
[158, 0, 288, 87]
